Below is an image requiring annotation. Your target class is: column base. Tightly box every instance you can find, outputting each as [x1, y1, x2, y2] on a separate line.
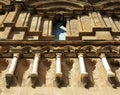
[80, 72, 88, 82]
[31, 73, 38, 87]
[31, 73, 38, 77]
[81, 72, 88, 78]
[56, 72, 63, 87]
[107, 71, 115, 78]
[56, 72, 63, 78]
[5, 73, 14, 87]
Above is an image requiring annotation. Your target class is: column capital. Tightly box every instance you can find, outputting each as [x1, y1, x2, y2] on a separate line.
[14, 4, 21, 11]
[13, 53, 20, 58]
[100, 53, 106, 58]
[34, 53, 40, 57]
[78, 53, 84, 57]
[56, 53, 62, 58]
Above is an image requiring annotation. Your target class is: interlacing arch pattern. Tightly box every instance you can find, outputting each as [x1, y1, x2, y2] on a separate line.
[0, 45, 119, 57]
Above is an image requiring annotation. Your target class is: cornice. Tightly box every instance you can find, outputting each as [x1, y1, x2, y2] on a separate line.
[0, 0, 120, 12]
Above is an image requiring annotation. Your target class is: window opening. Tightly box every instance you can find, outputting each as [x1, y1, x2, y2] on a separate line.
[53, 15, 66, 40]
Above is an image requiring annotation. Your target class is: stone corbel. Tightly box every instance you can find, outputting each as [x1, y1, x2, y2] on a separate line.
[5, 53, 20, 87]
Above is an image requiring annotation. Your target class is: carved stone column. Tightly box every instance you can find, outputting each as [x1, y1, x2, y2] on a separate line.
[31, 53, 40, 87]
[56, 53, 62, 78]
[78, 53, 88, 82]
[100, 53, 115, 78]
[78, 53, 88, 78]
[7, 53, 19, 75]
[6, 53, 20, 86]
[31, 53, 40, 76]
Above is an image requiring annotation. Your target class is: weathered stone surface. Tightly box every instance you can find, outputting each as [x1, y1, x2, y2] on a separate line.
[0, 0, 120, 95]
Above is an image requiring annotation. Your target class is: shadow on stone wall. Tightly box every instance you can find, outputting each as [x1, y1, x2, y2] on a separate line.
[58, 59, 73, 87]
[36, 59, 51, 87]
[0, 58, 8, 73]
[85, 58, 96, 88]
[12, 59, 30, 86]
[107, 59, 120, 88]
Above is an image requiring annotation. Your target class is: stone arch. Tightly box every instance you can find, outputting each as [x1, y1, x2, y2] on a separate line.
[95, 0, 120, 10]
[62, 45, 76, 52]
[101, 45, 118, 53]
[22, 46, 33, 53]
[0, 0, 10, 5]
[28, 1, 85, 11]
[0, 46, 13, 53]
[40, 46, 54, 53]
[81, 45, 97, 53]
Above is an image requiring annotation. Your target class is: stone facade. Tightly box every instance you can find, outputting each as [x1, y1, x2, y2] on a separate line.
[0, 0, 120, 95]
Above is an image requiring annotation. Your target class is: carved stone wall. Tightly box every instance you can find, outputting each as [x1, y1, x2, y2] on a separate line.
[0, 0, 120, 95]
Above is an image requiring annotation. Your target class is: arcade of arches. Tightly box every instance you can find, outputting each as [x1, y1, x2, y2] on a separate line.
[0, 0, 120, 95]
